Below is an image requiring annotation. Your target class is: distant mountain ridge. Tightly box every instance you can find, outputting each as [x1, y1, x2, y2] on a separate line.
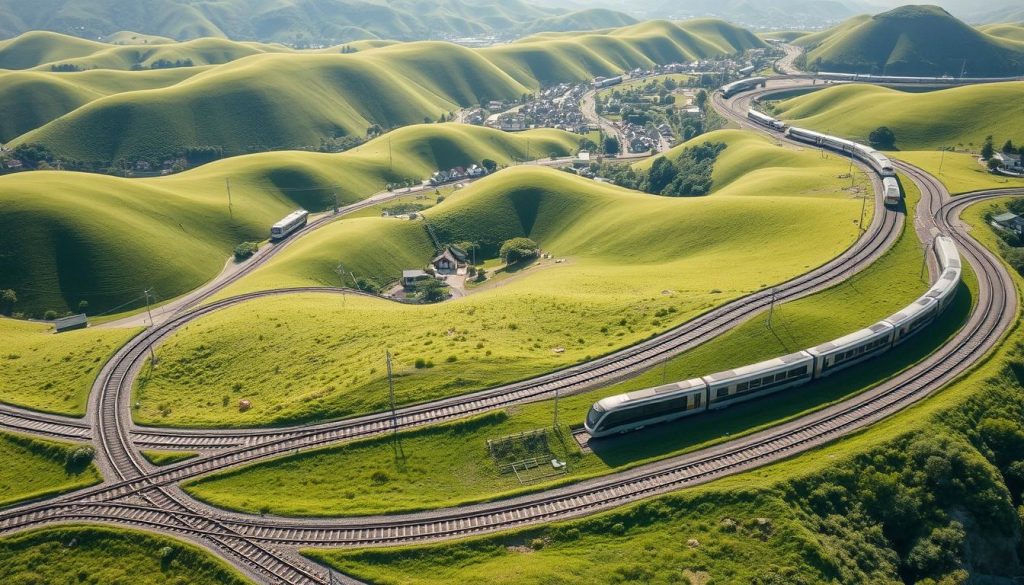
[0, 0, 636, 44]
[796, 5, 1024, 76]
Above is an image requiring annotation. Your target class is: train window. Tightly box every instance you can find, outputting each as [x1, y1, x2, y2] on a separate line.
[737, 382, 749, 392]
[789, 366, 807, 378]
[749, 379, 761, 389]
[716, 388, 729, 398]
[693, 394, 702, 409]
[774, 373, 787, 382]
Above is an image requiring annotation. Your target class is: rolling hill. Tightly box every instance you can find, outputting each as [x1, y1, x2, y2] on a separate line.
[795, 5, 1024, 76]
[979, 22, 1024, 44]
[771, 82, 1024, 150]
[10, 20, 762, 163]
[0, 125, 579, 315]
[0, 30, 394, 71]
[0, 0, 635, 44]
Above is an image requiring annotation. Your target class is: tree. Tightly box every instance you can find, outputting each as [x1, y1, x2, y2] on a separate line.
[868, 126, 896, 149]
[233, 241, 259, 261]
[77, 300, 89, 314]
[415, 278, 448, 303]
[0, 289, 15, 315]
[603, 136, 621, 155]
[499, 237, 540, 264]
[981, 135, 995, 160]
[646, 157, 678, 194]
[481, 158, 497, 172]
[988, 157, 1003, 172]
[663, 77, 678, 91]
[578, 138, 598, 153]
[694, 89, 708, 110]
[1002, 139, 1015, 154]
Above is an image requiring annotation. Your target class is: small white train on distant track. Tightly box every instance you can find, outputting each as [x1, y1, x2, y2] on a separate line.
[584, 237, 962, 438]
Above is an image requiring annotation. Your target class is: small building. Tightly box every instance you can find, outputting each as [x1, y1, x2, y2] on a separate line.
[54, 313, 88, 333]
[431, 247, 464, 273]
[402, 269, 431, 289]
[992, 212, 1024, 235]
[994, 152, 1023, 172]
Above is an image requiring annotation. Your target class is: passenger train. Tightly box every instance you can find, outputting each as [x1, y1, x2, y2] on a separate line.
[816, 72, 1024, 85]
[720, 76, 767, 98]
[270, 209, 309, 240]
[583, 230, 961, 437]
[746, 107, 901, 205]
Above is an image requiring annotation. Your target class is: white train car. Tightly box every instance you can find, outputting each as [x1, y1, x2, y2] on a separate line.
[807, 322, 895, 377]
[705, 351, 814, 409]
[925, 236, 962, 312]
[747, 109, 785, 131]
[883, 297, 938, 345]
[882, 177, 901, 206]
[720, 76, 767, 98]
[270, 209, 309, 240]
[585, 379, 707, 437]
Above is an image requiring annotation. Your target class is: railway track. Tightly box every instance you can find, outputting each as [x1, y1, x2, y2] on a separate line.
[2, 74, 1021, 585]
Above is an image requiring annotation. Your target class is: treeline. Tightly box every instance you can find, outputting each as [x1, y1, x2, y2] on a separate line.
[593, 141, 725, 196]
[130, 58, 194, 70]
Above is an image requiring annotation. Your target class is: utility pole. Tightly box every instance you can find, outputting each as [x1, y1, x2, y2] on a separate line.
[143, 288, 157, 365]
[225, 178, 233, 219]
[920, 238, 932, 281]
[385, 350, 398, 435]
[859, 194, 867, 231]
[767, 287, 776, 330]
[939, 147, 946, 175]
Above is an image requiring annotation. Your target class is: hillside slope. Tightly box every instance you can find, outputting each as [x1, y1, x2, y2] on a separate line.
[0, 125, 579, 315]
[772, 82, 1024, 150]
[796, 6, 1024, 76]
[0, 67, 204, 142]
[11, 20, 762, 163]
[0, 0, 634, 44]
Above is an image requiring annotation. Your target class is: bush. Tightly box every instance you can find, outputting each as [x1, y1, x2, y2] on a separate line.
[65, 446, 95, 473]
[233, 241, 258, 261]
[499, 237, 540, 264]
[43, 310, 58, 320]
[869, 126, 896, 149]
[415, 278, 448, 303]
[414, 358, 427, 369]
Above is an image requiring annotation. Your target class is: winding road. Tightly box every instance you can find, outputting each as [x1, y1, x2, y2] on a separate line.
[2, 64, 1021, 585]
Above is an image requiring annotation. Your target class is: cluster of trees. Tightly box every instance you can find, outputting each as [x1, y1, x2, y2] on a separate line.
[133, 58, 195, 70]
[981, 136, 1021, 171]
[869, 126, 896, 149]
[498, 237, 540, 264]
[595, 141, 726, 196]
[49, 63, 82, 72]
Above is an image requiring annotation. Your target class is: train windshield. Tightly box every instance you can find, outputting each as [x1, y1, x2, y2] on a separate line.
[585, 405, 604, 429]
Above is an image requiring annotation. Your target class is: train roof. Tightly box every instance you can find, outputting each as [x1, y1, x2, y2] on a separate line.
[882, 176, 899, 187]
[883, 297, 936, 326]
[272, 209, 308, 229]
[924, 268, 960, 301]
[721, 76, 766, 91]
[704, 351, 812, 383]
[807, 322, 893, 355]
[595, 378, 706, 410]
[934, 236, 960, 270]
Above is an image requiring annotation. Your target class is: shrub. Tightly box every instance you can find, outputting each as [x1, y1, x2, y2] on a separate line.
[371, 470, 390, 484]
[233, 241, 258, 261]
[869, 126, 896, 149]
[65, 446, 95, 473]
[499, 237, 540, 264]
[414, 358, 427, 369]
[43, 310, 57, 320]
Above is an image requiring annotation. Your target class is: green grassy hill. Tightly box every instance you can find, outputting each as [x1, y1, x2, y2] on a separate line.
[138, 130, 869, 428]
[10, 20, 761, 163]
[0, 0, 634, 44]
[979, 22, 1024, 43]
[772, 82, 1024, 150]
[0, 125, 578, 315]
[796, 6, 1024, 76]
[0, 432, 101, 506]
[0, 67, 203, 142]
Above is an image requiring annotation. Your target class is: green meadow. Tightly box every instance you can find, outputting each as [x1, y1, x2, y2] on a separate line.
[0, 318, 138, 415]
[137, 130, 869, 430]
[0, 125, 578, 315]
[140, 450, 199, 466]
[0, 525, 252, 584]
[305, 189, 1016, 585]
[773, 82, 1024, 151]
[0, 432, 101, 507]
[185, 174, 972, 516]
[893, 151, 1024, 195]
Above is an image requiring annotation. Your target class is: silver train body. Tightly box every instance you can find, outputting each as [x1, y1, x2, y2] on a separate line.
[882, 176, 901, 206]
[720, 76, 768, 98]
[817, 72, 1024, 85]
[746, 108, 786, 131]
[270, 209, 309, 240]
[785, 126, 895, 178]
[585, 237, 961, 438]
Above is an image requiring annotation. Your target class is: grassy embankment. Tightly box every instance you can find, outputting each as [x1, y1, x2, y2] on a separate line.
[0, 525, 253, 584]
[0, 125, 579, 316]
[137, 130, 870, 430]
[0, 318, 138, 415]
[305, 194, 1023, 585]
[0, 432, 101, 507]
[185, 169, 971, 516]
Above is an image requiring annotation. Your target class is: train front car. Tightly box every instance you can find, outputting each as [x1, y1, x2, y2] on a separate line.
[584, 379, 707, 438]
[807, 322, 895, 377]
[924, 236, 962, 312]
[704, 351, 814, 410]
[882, 176, 901, 206]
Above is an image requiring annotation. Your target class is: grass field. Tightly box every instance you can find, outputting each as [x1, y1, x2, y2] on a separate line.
[773, 82, 1024, 151]
[0, 125, 578, 316]
[893, 151, 1024, 195]
[795, 6, 1024, 76]
[0, 318, 139, 415]
[137, 131, 868, 429]
[302, 191, 1011, 585]
[0, 432, 101, 507]
[8, 20, 761, 163]
[185, 175, 973, 516]
[140, 450, 198, 466]
[0, 525, 252, 584]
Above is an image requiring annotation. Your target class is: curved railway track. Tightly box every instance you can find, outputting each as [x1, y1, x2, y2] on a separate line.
[2, 74, 1021, 585]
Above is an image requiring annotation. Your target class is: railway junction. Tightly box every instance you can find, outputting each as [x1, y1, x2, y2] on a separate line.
[2, 58, 1023, 585]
